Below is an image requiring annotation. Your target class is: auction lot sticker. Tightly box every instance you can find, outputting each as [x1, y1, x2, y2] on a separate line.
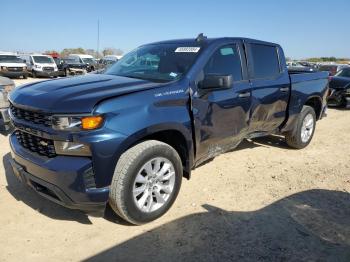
[175, 47, 200, 52]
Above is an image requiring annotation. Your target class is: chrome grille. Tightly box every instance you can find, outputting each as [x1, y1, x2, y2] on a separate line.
[10, 104, 52, 126]
[43, 67, 54, 71]
[15, 130, 56, 158]
[8, 67, 23, 72]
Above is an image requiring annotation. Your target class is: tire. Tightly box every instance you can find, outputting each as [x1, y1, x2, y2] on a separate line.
[285, 105, 316, 149]
[109, 140, 183, 225]
[32, 70, 37, 78]
[23, 74, 27, 79]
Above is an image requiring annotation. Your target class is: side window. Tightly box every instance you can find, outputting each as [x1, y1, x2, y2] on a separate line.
[204, 44, 243, 81]
[250, 44, 280, 79]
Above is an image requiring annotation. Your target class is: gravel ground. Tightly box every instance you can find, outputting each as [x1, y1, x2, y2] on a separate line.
[0, 77, 349, 261]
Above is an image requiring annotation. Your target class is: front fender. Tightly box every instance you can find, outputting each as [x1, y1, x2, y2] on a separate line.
[88, 82, 193, 187]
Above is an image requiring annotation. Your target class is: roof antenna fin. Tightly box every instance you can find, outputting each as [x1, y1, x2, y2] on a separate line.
[196, 33, 207, 42]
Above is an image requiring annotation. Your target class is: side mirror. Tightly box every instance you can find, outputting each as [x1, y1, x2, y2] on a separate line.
[199, 74, 233, 90]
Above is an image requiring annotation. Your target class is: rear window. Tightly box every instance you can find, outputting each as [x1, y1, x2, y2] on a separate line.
[250, 44, 280, 79]
[335, 68, 350, 78]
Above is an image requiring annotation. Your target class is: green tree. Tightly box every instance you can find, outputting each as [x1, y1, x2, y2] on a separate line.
[102, 47, 123, 56]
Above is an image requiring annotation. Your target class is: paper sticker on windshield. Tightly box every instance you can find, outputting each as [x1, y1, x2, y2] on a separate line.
[175, 47, 200, 53]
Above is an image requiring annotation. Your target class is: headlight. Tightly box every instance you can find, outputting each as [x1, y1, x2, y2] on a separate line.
[34, 64, 41, 69]
[52, 115, 104, 131]
[54, 141, 91, 156]
[1, 66, 7, 70]
[23, 66, 27, 70]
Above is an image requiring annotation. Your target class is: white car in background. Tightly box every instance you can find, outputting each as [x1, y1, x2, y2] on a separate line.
[0, 52, 28, 79]
[20, 54, 58, 78]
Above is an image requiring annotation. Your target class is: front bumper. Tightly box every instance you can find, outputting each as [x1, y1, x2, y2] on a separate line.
[0, 107, 12, 131]
[0, 71, 28, 78]
[9, 134, 109, 215]
[328, 88, 350, 108]
[34, 70, 59, 77]
[69, 68, 86, 74]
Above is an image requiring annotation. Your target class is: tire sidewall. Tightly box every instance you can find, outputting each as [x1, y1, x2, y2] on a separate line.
[296, 106, 316, 148]
[116, 143, 182, 224]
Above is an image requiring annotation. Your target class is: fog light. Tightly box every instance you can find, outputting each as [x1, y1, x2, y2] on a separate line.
[54, 141, 91, 156]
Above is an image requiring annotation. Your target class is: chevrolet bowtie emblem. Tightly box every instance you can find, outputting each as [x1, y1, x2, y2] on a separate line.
[39, 141, 48, 146]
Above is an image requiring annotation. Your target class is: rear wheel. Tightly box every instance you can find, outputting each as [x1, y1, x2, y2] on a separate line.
[285, 105, 316, 149]
[109, 140, 183, 225]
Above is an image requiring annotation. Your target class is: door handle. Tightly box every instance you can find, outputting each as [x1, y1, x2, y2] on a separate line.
[238, 91, 251, 98]
[280, 87, 289, 92]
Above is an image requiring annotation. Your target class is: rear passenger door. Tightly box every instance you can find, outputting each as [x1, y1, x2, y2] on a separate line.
[192, 42, 251, 163]
[245, 42, 290, 132]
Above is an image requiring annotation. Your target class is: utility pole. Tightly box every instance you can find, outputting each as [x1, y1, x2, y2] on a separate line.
[97, 19, 100, 58]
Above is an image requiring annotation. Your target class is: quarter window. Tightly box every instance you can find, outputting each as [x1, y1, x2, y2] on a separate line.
[204, 44, 243, 81]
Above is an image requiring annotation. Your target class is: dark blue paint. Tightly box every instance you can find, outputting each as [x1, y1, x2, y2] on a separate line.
[8, 37, 329, 212]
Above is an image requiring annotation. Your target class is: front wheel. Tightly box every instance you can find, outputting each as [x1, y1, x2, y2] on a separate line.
[285, 105, 316, 149]
[109, 140, 183, 225]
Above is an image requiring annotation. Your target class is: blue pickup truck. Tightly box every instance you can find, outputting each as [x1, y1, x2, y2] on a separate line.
[8, 35, 328, 224]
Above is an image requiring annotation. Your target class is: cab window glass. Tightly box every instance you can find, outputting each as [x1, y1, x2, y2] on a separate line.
[204, 44, 243, 81]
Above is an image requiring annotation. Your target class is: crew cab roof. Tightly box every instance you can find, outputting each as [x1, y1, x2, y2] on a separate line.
[147, 37, 280, 47]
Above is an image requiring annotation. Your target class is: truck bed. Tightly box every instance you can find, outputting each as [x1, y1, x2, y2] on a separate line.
[281, 71, 329, 133]
[289, 71, 329, 84]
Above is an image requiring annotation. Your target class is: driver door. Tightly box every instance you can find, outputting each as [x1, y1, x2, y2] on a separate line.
[191, 42, 251, 164]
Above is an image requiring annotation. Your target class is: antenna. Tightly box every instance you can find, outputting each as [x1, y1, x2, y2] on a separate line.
[196, 33, 207, 42]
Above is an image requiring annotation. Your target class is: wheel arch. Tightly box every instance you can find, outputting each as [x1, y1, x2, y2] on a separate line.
[304, 96, 323, 120]
[117, 124, 194, 180]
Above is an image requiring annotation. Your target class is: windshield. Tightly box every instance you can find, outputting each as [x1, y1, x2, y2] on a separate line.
[33, 56, 54, 64]
[105, 44, 202, 82]
[0, 55, 23, 63]
[82, 58, 95, 64]
[64, 58, 80, 63]
[335, 68, 350, 78]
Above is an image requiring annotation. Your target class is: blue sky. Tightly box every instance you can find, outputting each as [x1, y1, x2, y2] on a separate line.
[1, 0, 349, 59]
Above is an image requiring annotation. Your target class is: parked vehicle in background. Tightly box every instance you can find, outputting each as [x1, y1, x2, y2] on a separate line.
[328, 67, 350, 108]
[67, 54, 97, 72]
[287, 61, 315, 73]
[0, 53, 28, 79]
[54, 58, 87, 77]
[8, 35, 329, 224]
[0, 76, 15, 131]
[20, 54, 58, 78]
[318, 64, 349, 76]
[97, 55, 120, 71]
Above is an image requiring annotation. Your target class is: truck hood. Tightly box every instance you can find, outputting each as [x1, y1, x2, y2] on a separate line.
[329, 76, 350, 89]
[10, 74, 164, 113]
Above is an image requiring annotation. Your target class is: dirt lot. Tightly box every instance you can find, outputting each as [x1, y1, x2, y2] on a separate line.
[0, 77, 349, 261]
